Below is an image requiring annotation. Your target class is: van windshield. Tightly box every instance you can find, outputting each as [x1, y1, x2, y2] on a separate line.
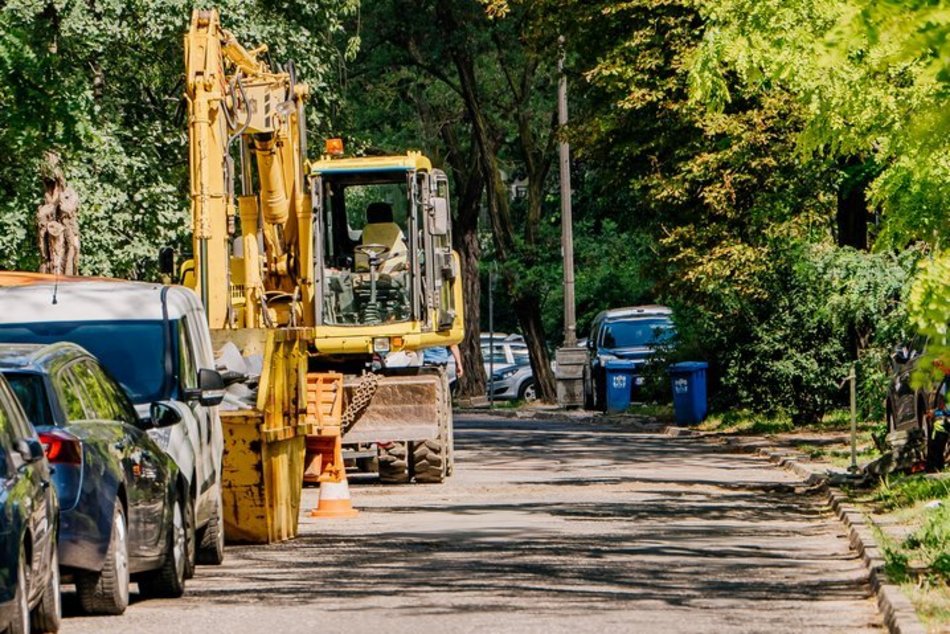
[602, 318, 673, 349]
[0, 321, 169, 404]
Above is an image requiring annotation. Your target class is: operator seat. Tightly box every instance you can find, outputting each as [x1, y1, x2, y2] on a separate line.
[356, 202, 408, 275]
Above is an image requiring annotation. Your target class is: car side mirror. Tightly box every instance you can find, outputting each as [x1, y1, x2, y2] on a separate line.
[150, 402, 183, 428]
[17, 438, 45, 464]
[197, 368, 226, 407]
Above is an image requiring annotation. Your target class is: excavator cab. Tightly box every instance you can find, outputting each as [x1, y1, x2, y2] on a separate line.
[312, 155, 458, 332]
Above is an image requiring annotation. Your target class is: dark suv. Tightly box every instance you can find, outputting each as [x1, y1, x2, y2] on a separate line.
[585, 306, 675, 411]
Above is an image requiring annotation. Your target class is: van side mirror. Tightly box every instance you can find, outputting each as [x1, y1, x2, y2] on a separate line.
[150, 402, 183, 428]
[197, 369, 226, 407]
[429, 197, 450, 236]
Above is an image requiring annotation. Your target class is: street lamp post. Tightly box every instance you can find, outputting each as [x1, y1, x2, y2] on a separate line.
[555, 35, 588, 408]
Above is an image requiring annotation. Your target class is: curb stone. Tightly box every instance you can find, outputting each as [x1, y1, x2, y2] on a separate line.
[722, 438, 925, 634]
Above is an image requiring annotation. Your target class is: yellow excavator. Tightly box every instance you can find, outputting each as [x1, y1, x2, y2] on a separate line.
[180, 7, 462, 541]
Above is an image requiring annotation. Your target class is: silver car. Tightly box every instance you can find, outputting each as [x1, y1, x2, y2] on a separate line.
[482, 338, 536, 402]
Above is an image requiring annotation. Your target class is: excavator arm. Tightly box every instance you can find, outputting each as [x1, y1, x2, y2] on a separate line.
[184, 9, 313, 329]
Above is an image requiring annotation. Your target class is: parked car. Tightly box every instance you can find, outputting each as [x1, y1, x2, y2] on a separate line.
[0, 374, 60, 634]
[0, 342, 187, 614]
[0, 274, 226, 575]
[886, 338, 930, 436]
[585, 305, 675, 411]
[884, 337, 950, 468]
[481, 338, 535, 402]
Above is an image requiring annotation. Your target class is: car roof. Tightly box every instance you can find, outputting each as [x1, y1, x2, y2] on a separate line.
[600, 305, 673, 322]
[0, 273, 200, 323]
[0, 341, 90, 372]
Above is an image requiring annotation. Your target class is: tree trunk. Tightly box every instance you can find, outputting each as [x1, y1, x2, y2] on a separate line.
[37, 151, 80, 276]
[437, 0, 557, 402]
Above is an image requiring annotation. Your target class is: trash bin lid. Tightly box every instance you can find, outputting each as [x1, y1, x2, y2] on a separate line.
[668, 361, 708, 373]
[605, 359, 638, 370]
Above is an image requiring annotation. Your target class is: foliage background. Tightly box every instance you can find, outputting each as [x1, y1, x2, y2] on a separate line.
[1, 0, 943, 420]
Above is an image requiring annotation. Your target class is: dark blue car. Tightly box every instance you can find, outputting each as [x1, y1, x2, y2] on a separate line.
[0, 373, 60, 634]
[0, 343, 187, 616]
[585, 305, 676, 411]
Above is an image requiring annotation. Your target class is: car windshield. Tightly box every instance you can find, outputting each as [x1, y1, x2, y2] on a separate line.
[602, 318, 673, 349]
[0, 321, 168, 404]
[3, 373, 53, 427]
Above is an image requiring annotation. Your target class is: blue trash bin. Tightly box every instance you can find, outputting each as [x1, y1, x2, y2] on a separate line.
[604, 359, 637, 413]
[669, 362, 708, 425]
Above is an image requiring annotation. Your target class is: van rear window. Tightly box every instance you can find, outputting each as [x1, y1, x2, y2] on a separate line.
[0, 321, 172, 404]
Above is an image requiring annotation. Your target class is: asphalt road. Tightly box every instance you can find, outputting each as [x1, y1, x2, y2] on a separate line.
[60, 413, 882, 633]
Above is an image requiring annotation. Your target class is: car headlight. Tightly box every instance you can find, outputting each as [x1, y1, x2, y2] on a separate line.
[493, 368, 519, 380]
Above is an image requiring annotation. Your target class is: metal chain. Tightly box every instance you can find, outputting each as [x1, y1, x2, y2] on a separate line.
[341, 371, 381, 434]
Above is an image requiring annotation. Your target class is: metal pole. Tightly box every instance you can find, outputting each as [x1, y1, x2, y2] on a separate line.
[489, 266, 495, 408]
[558, 35, 577, 348]
[849, 363, 858, 473]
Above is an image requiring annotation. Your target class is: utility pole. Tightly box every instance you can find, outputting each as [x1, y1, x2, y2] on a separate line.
[555, 35, 587, 408]
[558, 35, 577, 348]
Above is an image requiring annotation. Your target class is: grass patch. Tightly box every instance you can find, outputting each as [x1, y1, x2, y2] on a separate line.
[904, 583, 950, 629]
[697, 408, 878, 436]
[793, 435, 880, 467]
[873, 474, 950, 511]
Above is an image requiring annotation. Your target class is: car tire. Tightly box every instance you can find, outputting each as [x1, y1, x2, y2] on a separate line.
[519, 381, 537, 403]
[138, 494, 186, 599]
[77, 502, 129, 615]
[197, 490, 225, 565]
[183, 492, 196, 580]
[10, 546, 30, 634]
[31, 537, 61, 633]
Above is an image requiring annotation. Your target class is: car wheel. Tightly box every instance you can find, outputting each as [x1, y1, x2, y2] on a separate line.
[30, 536, 61, 633]
[519, 381, 537, 403]
[197, 489, 225, 565]
[10, 546, 30, 634]
[77, 502, 129, 615]
[139, 493, 186, 599]
[183, 492, 196, 580]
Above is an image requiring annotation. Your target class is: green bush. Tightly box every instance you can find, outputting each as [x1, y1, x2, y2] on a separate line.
[667, 242, 915, 425]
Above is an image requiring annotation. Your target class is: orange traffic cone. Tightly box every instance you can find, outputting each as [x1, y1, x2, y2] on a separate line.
[310, 479, 359, 518]
[308, 433, 359, 519]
